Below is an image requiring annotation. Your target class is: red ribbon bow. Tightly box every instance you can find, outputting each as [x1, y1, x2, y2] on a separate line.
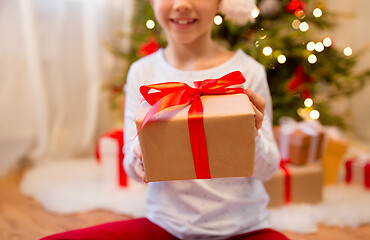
[138, 71, 247, 179]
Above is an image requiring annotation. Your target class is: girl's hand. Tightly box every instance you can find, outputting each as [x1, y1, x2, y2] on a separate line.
[246, 89, 266, 136]
[134, 143, 147, 182]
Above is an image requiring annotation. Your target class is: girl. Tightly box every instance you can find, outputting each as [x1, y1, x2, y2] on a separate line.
[42, 1, 289, 239]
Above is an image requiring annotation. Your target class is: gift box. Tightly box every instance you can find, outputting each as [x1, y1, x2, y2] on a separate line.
[273, 119, 325, 165]
[135, 72, 255, 182]
[321, 130, 348, 184]
[264, 162, 323, 207]
[96, 129, 128, 188]
[345, 154, 370, 189]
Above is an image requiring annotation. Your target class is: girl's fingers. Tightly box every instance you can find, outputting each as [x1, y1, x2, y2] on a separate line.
[246, 88, 266, 115]
[246, 89, 265, 135]
[135, 159, 147, 182]
[252, 104, 263, 130]
[134, 143, 146, 182]
[134, 144, 142, 161]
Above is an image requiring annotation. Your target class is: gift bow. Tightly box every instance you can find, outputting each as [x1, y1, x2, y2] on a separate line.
[138, 71, 247, 179]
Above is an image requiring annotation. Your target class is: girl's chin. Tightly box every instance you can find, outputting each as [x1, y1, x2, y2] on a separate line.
[167, 33, 210, 46]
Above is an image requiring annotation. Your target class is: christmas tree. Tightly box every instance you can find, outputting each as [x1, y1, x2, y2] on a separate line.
[108, 0, 369, 126]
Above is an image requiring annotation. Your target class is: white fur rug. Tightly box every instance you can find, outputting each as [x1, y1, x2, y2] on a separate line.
[20, 158, 370, 234]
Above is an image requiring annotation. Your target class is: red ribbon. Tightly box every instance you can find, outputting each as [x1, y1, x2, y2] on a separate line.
[345, 159, 354, 184]
[96, 130, 128, 187]
[365, 164, 370, 189]
[138, 71, 247, 179]
[280, 160, 291, 204]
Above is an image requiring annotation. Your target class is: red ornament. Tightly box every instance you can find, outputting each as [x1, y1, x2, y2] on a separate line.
[286, 0, 306, 14]
[138, 36, 160, 57]
[287, 65, 314, 99]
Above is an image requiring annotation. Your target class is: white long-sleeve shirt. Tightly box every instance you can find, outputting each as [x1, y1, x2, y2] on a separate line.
[123, 49, 280, 239]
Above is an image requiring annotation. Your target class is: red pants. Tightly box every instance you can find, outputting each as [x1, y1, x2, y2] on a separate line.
[41, 218, 289, 240]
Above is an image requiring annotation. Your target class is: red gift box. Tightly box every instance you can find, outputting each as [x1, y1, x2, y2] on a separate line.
[96, 129, 128, 188]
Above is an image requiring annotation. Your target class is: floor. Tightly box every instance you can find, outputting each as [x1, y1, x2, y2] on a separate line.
[1, 169, 369, 240]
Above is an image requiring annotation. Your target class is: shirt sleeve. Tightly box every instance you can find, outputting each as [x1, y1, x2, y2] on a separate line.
[246, 65, 280, 181]
[123, 64, 144, 182]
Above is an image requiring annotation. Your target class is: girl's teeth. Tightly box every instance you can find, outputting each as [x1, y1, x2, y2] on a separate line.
[178, 20, 188, 24]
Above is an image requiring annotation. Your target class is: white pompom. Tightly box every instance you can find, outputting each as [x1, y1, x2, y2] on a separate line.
[220, 0, 257, 25]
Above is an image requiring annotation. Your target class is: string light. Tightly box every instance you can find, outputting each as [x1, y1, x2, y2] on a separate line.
[297, 108, 309, 119]
[277, 54, 286, 64]
[295, 9, 304, 18]
[299, 22, 309, 32]
[214, 15, 223, 25]
[323, 37, 332, 47]
[344, 47, 353, 56]
[313, 8, 323, 18]
[308, 54, 317, 64]
[310, 110, 320, 120]
[263, 46, 272, 56]
[146, 19, 155, 29]
[304, 98, 313, 107]
[251, 8, 260, 18]
[306, 41, 315, 51]
[292, 19, 301, 29]
[315, 42, 324, 52]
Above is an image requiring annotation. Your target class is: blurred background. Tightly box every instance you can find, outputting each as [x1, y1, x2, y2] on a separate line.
[0, 0, 369, 180]
[1, 0, 370, 239]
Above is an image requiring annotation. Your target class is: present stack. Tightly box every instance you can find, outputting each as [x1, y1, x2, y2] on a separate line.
[266, 117, 325, 207]
[96, 129, 128, 189]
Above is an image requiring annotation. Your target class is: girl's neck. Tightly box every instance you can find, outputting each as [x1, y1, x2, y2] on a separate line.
[163, 39, 234, 71]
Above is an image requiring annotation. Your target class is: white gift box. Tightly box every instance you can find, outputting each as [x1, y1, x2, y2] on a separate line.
[96, 130, 128, 189]
[345, 153, 370, 190]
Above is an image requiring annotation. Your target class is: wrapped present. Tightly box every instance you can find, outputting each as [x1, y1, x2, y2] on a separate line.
[264, 162, 323, 207]
[321, 126, 348, 184]
[96, 129, 128, 188]
[273, 117, 325, 165]
[345, 154, 370, 189]
[135, 71, 255, 182]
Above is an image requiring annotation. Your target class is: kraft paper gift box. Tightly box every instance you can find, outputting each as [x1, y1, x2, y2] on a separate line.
[264, 163, 323, 207]
[135, 93, 256, 182]
[345, 154, 370, 189]
[96, 129, 128, 188]
[273, 123, 325, 165]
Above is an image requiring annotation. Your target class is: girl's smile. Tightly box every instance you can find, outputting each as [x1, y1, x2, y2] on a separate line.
[170, 17, 197, 29]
